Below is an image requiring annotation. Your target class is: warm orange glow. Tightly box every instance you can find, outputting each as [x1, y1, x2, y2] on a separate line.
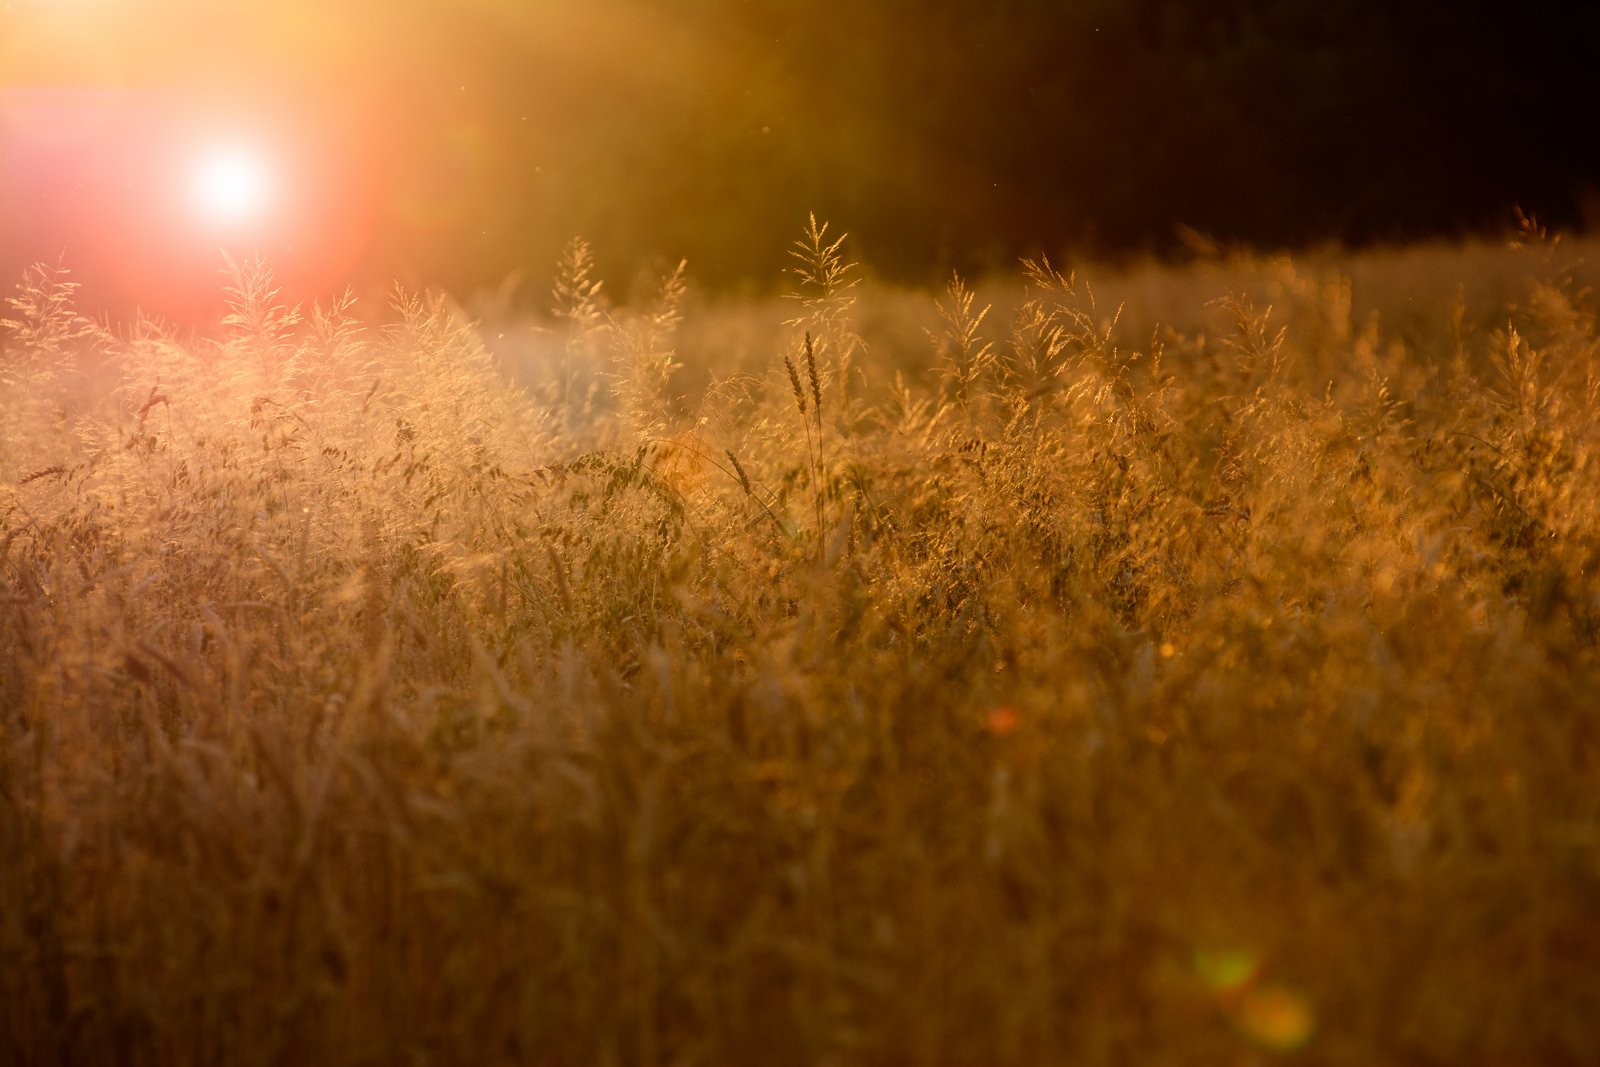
[1, 81, 379, 319]
[985, 705, 1021, 737]
[1235, 984, 1316, 1052]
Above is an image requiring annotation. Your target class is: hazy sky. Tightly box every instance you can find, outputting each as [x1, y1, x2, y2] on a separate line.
[4, 0, 1597, 315]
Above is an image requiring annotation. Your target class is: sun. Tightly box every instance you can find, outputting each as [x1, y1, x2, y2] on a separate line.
[191, 146, 273, 227]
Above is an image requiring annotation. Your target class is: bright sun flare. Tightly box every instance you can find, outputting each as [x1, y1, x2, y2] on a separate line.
[192, 147, 272, 226]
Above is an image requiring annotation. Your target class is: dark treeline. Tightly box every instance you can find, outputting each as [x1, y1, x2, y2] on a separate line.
[375, 0, 1600, 289]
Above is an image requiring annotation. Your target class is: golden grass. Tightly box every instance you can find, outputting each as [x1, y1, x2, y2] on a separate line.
[2, 220, 1599, 1066]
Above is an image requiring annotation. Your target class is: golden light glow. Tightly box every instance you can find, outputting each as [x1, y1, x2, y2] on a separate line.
[192, 146, 272, 227]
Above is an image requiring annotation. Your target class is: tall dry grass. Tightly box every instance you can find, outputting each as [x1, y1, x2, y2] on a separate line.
[2, 219, 1599, 1066]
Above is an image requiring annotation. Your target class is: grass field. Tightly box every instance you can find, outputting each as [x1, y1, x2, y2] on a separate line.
[3, 219, 1599, 1066]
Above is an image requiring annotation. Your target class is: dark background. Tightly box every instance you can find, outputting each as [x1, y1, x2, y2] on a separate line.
[3, 0, 1598, 312]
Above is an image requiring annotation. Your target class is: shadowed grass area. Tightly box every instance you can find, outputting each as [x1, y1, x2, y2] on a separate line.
[3, 222, 1599, 1066]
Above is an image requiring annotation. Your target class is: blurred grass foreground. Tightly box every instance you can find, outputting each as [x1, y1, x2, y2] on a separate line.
[3, 220, 1600, 1065]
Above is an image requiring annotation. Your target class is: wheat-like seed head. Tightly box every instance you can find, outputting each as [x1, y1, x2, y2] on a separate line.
[804, 331, 821, 417]
[784, 353, 807, 416]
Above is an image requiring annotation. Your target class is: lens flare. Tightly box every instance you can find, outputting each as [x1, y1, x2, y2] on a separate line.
[192, 146, 272, 226]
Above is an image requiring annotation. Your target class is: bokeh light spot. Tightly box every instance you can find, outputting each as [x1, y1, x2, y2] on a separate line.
[1235, 984, 1316, 1052]
[1194, 947, 1260, 994]
[985, 705, 1021, 737]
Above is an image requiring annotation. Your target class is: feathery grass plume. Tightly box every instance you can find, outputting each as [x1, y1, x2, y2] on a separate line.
[552, 237, 607, 340]
[220, 253, 303, 383]
[786, 213, 862, 416]
[1212, 292, 1287, 389]
[609, 260, 688, 438]
[931, 272, 996, 418]
[1006, 257, 1126, 422]
[1004, 272, 1071, 426]
[547, 237, 609, 421]
[786, 212, 858, 319]
[1, 258, 97, 362]
[309, 287, 366, 361]
[1, 260, 102, 475]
